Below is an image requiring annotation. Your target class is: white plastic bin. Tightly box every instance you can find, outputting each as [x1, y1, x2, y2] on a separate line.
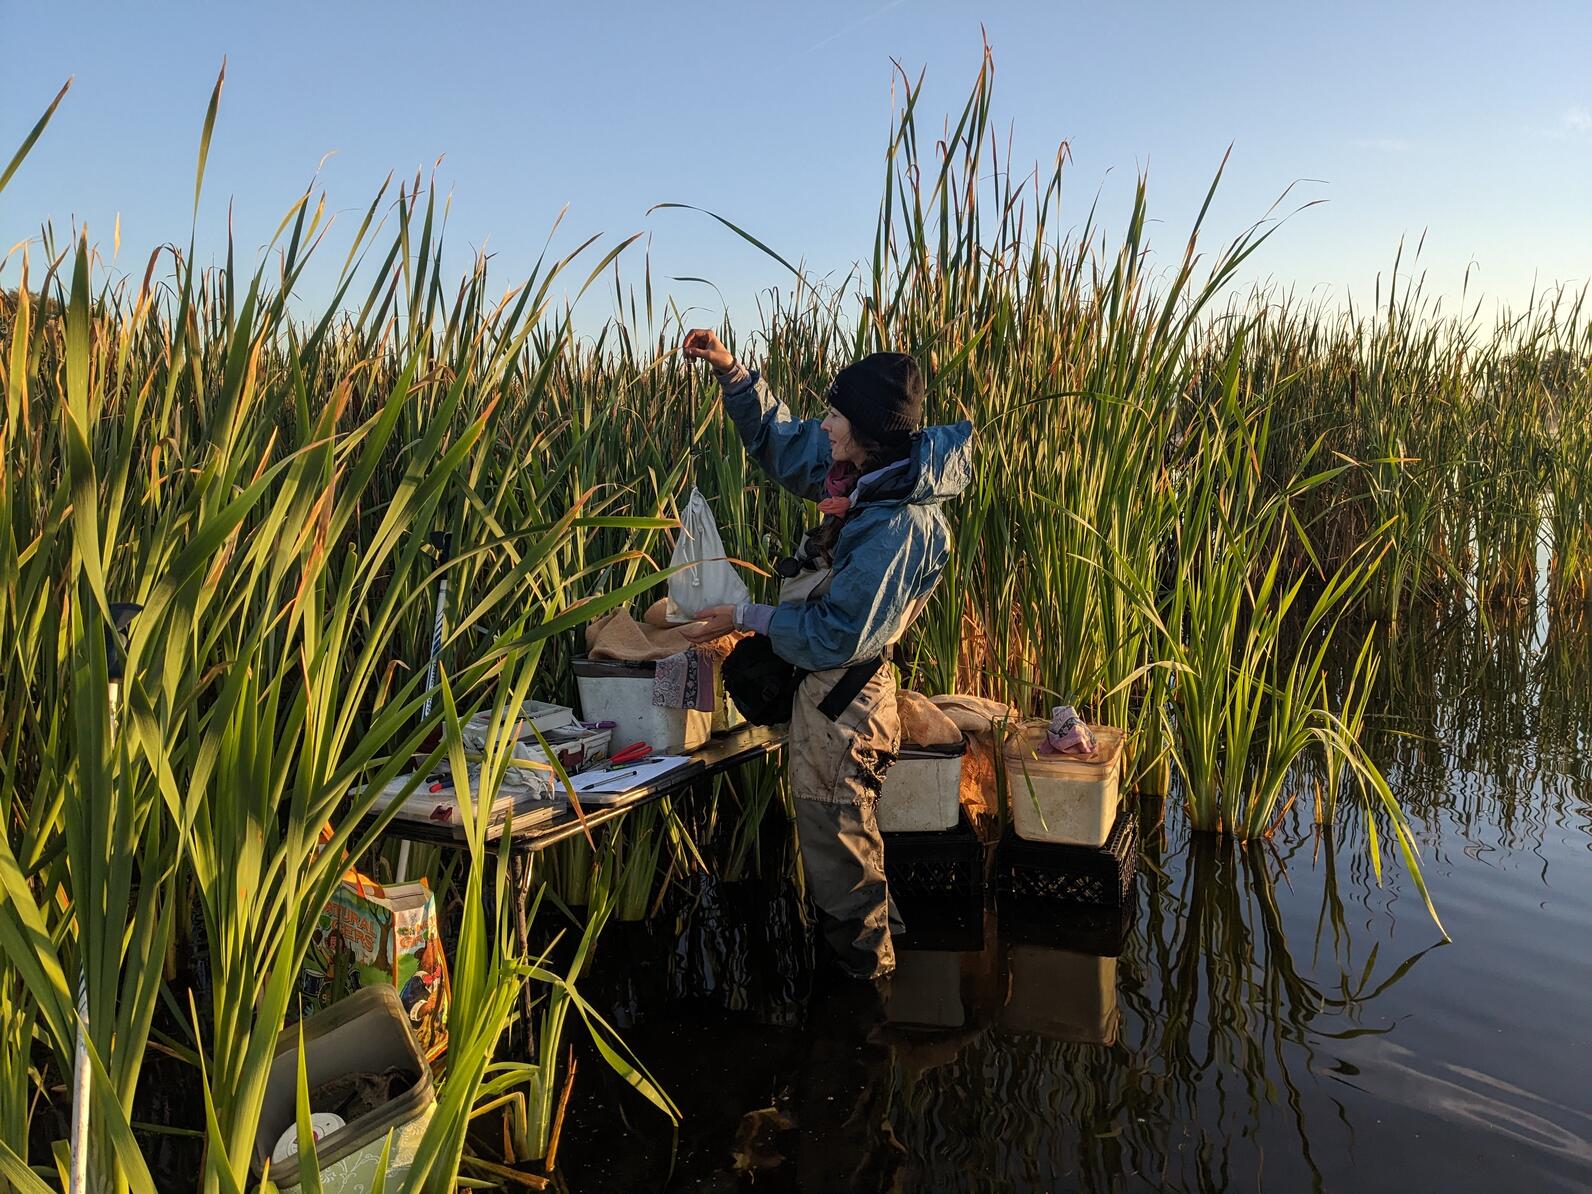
[253, 984, 435, 1193]
[496, 700, 578, 735]
[464, 702, 612, 769]
[877, 740, 968, 833]
[1000, 944, 1119, 1046]
[574, 658, 711, 754]
[1003, 723, 1124, 846]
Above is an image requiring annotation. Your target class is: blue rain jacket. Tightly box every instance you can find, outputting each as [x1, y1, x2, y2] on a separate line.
[722, 370, 974, 672]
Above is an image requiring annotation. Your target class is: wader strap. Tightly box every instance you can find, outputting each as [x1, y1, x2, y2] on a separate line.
[818, 655, 885, 722]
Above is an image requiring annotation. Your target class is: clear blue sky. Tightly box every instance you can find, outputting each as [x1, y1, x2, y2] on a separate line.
[3, 0, 1589, 333]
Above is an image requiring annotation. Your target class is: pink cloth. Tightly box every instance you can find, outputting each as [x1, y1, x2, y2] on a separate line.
[816, 461, 860, 519]
[1038, 705, 1097, 757]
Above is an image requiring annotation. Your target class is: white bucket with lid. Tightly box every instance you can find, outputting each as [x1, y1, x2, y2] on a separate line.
[1002, 723, 1125, 846]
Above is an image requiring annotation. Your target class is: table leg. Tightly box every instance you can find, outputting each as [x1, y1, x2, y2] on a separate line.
[395, 839, 412, 883]
[510, 851, 536, 1046]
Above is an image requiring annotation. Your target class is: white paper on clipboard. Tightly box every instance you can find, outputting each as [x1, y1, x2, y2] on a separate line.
[568, 755, 692, 796]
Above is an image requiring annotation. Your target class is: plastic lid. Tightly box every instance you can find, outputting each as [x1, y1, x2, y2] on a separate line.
[271, 1112, 346, 1164]
[1002, 722, 1124, 770]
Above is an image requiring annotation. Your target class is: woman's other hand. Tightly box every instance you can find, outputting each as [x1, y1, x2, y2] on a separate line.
[680, 604, 736, 641]
[683, 328, 735, 372]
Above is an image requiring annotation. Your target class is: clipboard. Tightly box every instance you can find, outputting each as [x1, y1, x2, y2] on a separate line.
[568, 755, 692, 797]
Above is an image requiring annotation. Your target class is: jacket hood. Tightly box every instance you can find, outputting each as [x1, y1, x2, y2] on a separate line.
[857, 421, 974, 508]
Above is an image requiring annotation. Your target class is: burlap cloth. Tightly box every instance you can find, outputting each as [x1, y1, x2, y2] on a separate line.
[896, 690, 963, 747]
[585, 599, 740, 662]
[915, 693, 1020, 839]
[928, 693, 1020, 736]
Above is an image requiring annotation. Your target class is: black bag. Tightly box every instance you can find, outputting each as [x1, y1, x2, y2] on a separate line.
[722, 635, 804, 726]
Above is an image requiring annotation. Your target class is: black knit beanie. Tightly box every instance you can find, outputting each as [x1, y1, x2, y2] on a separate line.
[827, 352, 925, 452]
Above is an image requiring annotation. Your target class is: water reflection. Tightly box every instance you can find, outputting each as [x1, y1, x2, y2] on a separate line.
[1322, 1037, 1592, 1176]
[564, 609, 1592, 1192]
[861, 827, 1449, 1194]
[569, 814, 1451, 1192]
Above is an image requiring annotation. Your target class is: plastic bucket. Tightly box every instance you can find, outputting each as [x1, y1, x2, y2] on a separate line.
[573, 658, 711, 754]
[253, 985, 435, 1193]
[877, 739, 968, 833]
[1002, 723, 1124, 846]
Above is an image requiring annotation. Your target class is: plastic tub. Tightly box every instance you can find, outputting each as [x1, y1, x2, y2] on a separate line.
[1002, 723, 1124, 846]
[538, 721, 613, 771]
[463, 704, 612, 772]
[1000, 944, 1120, 1046]
[877, 739, 968, 832]
[502, 700, 578, 735]
[252, 984, 435, 1193]
[573, 658, 710, 754]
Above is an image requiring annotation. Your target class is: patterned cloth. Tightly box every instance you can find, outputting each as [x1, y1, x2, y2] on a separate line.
[1039, 704, 1098, 756]
[652, 648, 716, 712]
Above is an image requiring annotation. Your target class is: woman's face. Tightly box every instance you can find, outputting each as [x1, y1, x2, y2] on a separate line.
[821, 407, 866, 465]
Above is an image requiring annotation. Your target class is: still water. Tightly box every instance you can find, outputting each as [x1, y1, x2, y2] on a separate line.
[564, 609, 1592, 1192]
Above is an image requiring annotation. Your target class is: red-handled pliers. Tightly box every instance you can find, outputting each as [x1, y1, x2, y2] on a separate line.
[608, 741, 652, 766]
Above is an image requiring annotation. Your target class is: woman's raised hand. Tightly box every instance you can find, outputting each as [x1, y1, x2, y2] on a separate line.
[683, 328, 735, 372]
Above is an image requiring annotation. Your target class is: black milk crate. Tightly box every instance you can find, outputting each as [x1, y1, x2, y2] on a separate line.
[997, 810, 1138, 910]
[999, 895, 1135, 958]
[883, 815, 986, 904]
[895, 904, 987, 953]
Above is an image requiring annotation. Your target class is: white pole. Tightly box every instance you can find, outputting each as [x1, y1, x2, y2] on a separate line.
[397, 553, 450, 884]
[69, 673, 118, 1194]
[68, 977, 90, 1193]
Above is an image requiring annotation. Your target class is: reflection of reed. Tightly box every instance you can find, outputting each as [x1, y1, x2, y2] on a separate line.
[1367, 609, 1590, 857]
[1534, 615, 1592, 802]
[880, 816, 1435, 1193]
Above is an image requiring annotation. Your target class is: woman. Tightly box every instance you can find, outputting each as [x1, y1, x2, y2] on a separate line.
[680, 328, 972, 980]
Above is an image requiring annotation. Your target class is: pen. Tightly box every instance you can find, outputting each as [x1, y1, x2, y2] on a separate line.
[608, 755, 664, 770]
